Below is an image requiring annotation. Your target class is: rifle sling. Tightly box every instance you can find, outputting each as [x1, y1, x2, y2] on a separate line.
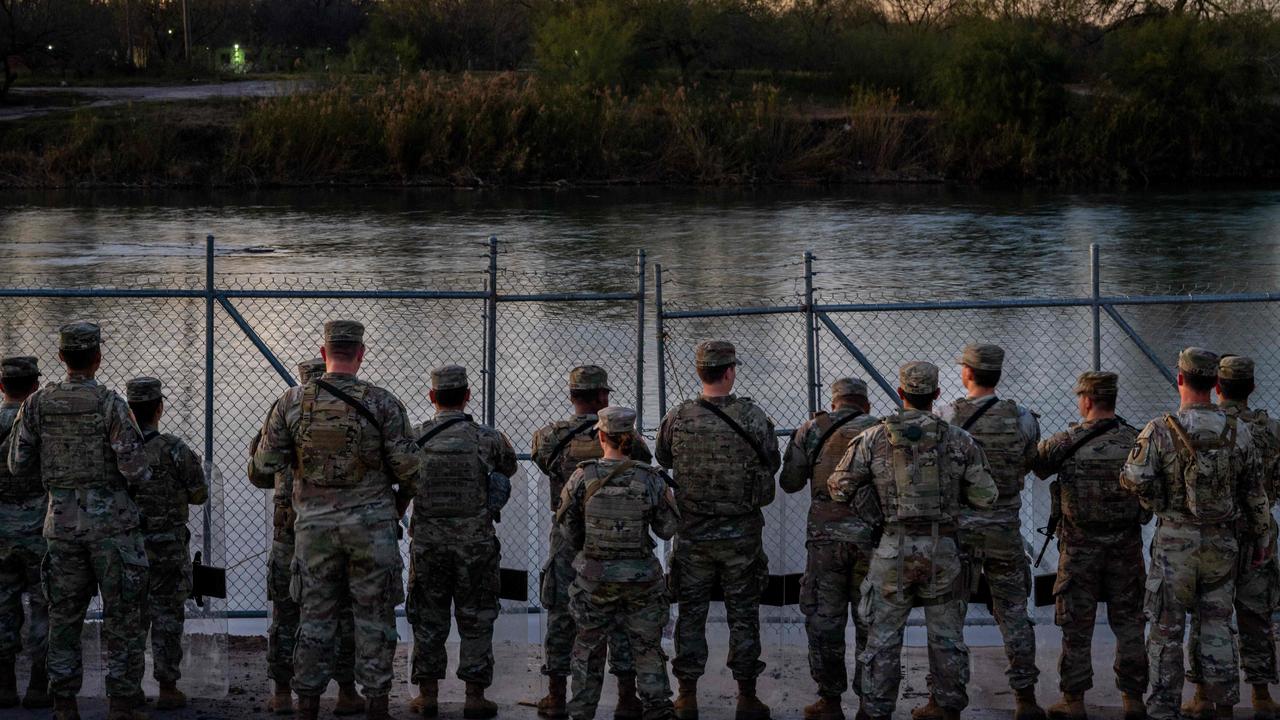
[548, 419, 598, 473]
[415, 416, 471, 448]
[583, 460, 638, 507]
[959, 397, 1000, 432]
[1058, 418, 1122, 465]
[314, 379, 394, 471]
[143, 430, 161, 443]
[808, 411, 865, 466]
[696, 398, 773, 469]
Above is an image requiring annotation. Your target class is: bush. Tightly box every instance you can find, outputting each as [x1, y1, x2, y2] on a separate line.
[534, 1, 640, 87]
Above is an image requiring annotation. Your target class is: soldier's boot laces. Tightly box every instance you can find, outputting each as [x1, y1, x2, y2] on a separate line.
[408, 681, 438, 717]
[911, 696, 946, 720]
[1253, 684, 1280, 720]
[1015, 687, 1047, 720]
[334, 683, 366, 716]
[1047, 692, 1088, 720]
[803, 694, 845, 720]
[297, 694, 322, 720]
[735, 679, 771, 720]
[615, 673, 643, 720]
[106, 695, 149, 720]
[155, 682, 187, 710]
[1121, 692, 1147, 720]
[0, 659, 17, 708]
[23, 659, 53, 709]
[1183, 684, 1216, 720]
[54, 695, 81, 720]
[365, 694, 393, 720]
[462, 682, 497, 720]
[267, 680, 296, 715]
[674, 678, 699, 720]
[537, 675, 568, 719]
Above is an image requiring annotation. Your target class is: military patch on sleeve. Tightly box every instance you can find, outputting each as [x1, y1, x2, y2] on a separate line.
[1128, 438, 1149, 466]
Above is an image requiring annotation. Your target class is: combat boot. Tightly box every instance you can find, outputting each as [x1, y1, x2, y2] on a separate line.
[1047, 692, 1087, 720]
[1183, 684, 1216, 720]
[408, 681, 438, 717]
[54, 695, 81, 720]
[0, 659, 17, 708]
[735, 679, 771, 720]
[1121, 692, 1146, 720]
[462, 682, 497, 719]
[615, 673, 642, 720]
[537, 675, 568, 719]
[674, 678, 699, 720]
[267, 680, 295, 715]
[804, 695, 845, 720]
[105, 695, 149, 720]
[1254, 685, 1280, 720]
[155, 682, 187, 710]
[297, 694, 322, 720]
[911, 696, 945, 720]
[335, 683, 366, 716]
[1015, 687, 1047, 720]
[365, 695, 392, 720]
[941, 709, 961, 720]
[23, 659, 52, 709]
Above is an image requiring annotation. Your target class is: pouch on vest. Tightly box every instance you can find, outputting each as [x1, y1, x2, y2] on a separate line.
[298, 383, 368, 489]
[583, 462, 650, 562]
[39, 384, 110, 490]
[1166, 414, 1238, 523]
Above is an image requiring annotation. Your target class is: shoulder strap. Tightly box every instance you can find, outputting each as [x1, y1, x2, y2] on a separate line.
[315, 379, 394, 471]
[415, 416, 472, 448]
[0, 424, 13, 448]
[1164, 414, 1196, 459]
[548, 419, 598, 468]
[584, 460, 638, 506]
[697, 398, 773, 468]
[143, 430, 161, 443]
[808, 411, 865, 465]
[960, 397, 1000, 432]
[1058, 418, 1120, 465]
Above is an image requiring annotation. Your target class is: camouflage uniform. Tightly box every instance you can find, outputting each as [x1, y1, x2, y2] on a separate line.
[1120, 348, 1272, 720]
[406, 365, 518, 688]
[7, 322, 151, 703]
[556, 407, 681, 720]
[126, 377, 209, 687]
[531, 366, 650, 682]
[1030, 372, 1148, 698]
[828, 362, 997, 719]
[252, 321, 421, 700]
[779, 378, 879, 703]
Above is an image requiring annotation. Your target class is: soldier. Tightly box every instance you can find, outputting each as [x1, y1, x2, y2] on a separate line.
[555, 406, 680, 720]
[125, 377, 209, 710]
[406, 365, 517, 719]
[1030, 372, 1147, 720]
[8, 321, 152, 720]
[936, 343, 1044, 720]
[0, 356, 50, 709]
[828, 361, 997, 720]
[779, 377, 880, 720]
[251, 320, 421, 720]
[249, 358, 364, 717]
[531, 365, 650, 719]
[1183, 354, 1280, 718]
[1121, 347, 1272, 720]
[656, 340, 780, 720]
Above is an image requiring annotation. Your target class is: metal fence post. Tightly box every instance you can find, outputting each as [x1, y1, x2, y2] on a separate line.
[804, 250, 817, 415]
[636, 249, 646, 432]
[1091, 243, 1101, 371]
[486, 237, 498, 427]
[203, 234, 214, 563]
[655, 264, 667, 424]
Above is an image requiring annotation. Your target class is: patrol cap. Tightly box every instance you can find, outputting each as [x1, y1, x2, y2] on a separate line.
[1073, 371, 1118, 399]
[695, 340, 737, 369]
[956, 343, 1005, 372]
[568, 365, 611, 391]
[595, 406, 637, 434]
[1219, 355, 1255, 381]
[59, 321, 101, 351]
[296, 358, 326, 383]
[831, 377, 868, 399]
[324, 320, 365, 345]
[899, 361, 939, 395]
[1178, 347, 1219, 378]
[126, 376, 164, 403]
[0, 356, 40, 379]
[431, 364, 468, 390]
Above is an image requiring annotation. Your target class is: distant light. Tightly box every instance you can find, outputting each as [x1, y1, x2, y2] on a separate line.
[47, 45, 53, 51]
[234, 43, 240, 50]
[168, 29, 174, 35]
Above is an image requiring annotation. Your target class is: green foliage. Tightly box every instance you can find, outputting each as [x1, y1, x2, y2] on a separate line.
[534, 1, 641, 87]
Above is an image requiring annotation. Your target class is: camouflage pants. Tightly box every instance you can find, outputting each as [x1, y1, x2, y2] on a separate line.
[143, 532, 192, 684]
[858, 532, 968, 717]
[1187, 525, 1280, 685]
[42, 533, 148, 700]
[1145, 522, 1240, 720]
[668, 535, 768, 682]
[292, 519, 403, 698]
[0, 537, 48, 667]
[799, 540, 869, 699]
[959, 524, 1038, 690]
[406, 537, 499, 686]
[541, 526, 633, 678]
[567, 579, 672, 720]
[1053, 531, 1147, 695]
[266, 537, 356, 685]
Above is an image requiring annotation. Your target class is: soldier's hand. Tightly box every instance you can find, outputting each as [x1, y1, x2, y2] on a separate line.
[1252, 541, 1274, 569]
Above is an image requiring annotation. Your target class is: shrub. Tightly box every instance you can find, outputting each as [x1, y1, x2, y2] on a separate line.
[534, 1, 640, 87]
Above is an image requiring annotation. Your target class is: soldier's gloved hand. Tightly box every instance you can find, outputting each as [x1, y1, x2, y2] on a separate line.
[488, 471, 512, 516]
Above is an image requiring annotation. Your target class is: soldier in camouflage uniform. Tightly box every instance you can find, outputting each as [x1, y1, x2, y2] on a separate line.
[249, 358, 363, 717]
[1121, 347, 1273, 720]
[1030, 372, 1147, 720]
[0, 356, 50, 710]
[656, 341, 780, 720]
[125, 377, 209, 710]
[779, 378, 880, 720]
[1183, 354, 1280, 718]
[405, 365, 517, 719]
[828, 361, 997, 720]
[252, 320, 421, 720]
[531, 366, 650, 719]
[8, 321, 152, 720]
[936, 344, 1044, 720]
[555, 406, 680, 720]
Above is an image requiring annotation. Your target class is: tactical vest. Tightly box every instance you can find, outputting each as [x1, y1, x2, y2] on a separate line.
[417, 420, 489, 518]
[882, 414, 954, 524]
[1058, 423, 1143, 527]
[1231, 406, 1280, 504]
[296, 382, 374, 489]
[38, 382, 121, 491]
[582, 461, 650, 561]
[670, 400, 763, 516]
[809, 411, 868, 519]
[135, 433, 190, 534]
[0, 408, 42, 501]
[952, 398, 1025, 500]
[1166, 414, 1239, 523]
[549, 421, 602, 511]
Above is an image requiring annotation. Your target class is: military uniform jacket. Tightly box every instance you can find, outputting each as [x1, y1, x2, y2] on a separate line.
[556, 458, 680, 586]
[134, 425, 209, 540]
[1221, 400, 1280, 506]
[411, 409, 518, 545]
[780, 407, 880, 544]
[532, 412, 652, 513]
[252, 372, 421, 530]
[8, 373, 151, 541]
[1032, 417, 1146, 544]
[656, 393, 781, 542]
[247, 402, 299, 541]
[0, 399, 45, 545]
[938, 395, 1039, 528]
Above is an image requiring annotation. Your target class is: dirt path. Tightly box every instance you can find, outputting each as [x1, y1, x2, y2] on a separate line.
[0, 80, 310, 121]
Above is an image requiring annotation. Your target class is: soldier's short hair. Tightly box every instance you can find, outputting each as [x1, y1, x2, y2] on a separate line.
[902, 391, 936, 411]
[1218, 377, 1254, 402]
[433, 386, 468, 408]
[325, 340, 361, 362]
[1185, 373, 1217, 393]
[696, 363, 734, 384]
[969, 367, 1002, 388]
[0, 376, 37, 397]
[128, 398, 162, 423]
[570, 387, 609, 404]
[61, 346, 100, 371]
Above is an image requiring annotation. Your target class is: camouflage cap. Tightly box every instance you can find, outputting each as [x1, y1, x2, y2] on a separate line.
[296, 358, 326, 383]
[595, 405, 637, 434]
[831, 377, 869, 399]
[59, 320, 101, 351]
[126, 376, 163, 403]
[1178, 347, 1219, 378]
[1219, 355, 1255, 380]
[1073, 371, 1118, 399]
[0, 356, 39, 379]
[695, 340, 737, 369]
[431, 364, 468, 390]
[956, 343, 1005, 372]
[324, 320, 365, 344]
[568, 365, 611, 391]
[899, 361, 939, 395]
